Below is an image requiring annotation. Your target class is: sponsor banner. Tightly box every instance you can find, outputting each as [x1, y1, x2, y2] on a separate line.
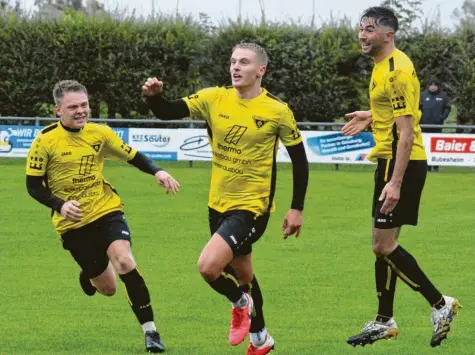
[0, 125, 129, 157]
[2, 125, 474, 166]
[277, 131, 374, 164]
[172, 129, 375, 164]
[112, 128, 129, 144]
[424, 133, 475, 167]
[302, 131, 375, 164]
[176, 129, 212, 160]
[141, 151, 178, 161]
[128, 128, 178, 161]
[0, 125, 43, 157]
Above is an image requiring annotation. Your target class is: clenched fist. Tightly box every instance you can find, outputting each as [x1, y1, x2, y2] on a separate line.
[143, 77, 164, 97]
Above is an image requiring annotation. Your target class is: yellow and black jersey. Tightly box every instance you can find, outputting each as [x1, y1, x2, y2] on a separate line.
[26, 122, 136, 234]
[183, 86, 302, 216]
[368, 48, 426, 162]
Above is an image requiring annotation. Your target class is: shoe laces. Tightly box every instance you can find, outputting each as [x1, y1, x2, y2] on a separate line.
[433, 306, 450, 324]
[362, 320, 389, 333]
[362, 321, 378, 331]
[232, 307, 245, 328]
[146, 331, 160, 343]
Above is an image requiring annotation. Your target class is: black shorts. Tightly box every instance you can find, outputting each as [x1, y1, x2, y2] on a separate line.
[209, 208, 270, 257]
[373, 159, 427, 229]
[61, 211, 131, 278]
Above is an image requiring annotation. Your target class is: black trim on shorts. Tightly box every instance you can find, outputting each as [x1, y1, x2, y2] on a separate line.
[61, 211, 131, 278]
[208, 208, 270, 257]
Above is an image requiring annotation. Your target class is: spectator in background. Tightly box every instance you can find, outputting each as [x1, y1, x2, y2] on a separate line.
[421, 80, 452, 172]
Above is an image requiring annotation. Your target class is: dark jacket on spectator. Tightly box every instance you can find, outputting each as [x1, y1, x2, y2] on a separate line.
[420, 89, 451, 126]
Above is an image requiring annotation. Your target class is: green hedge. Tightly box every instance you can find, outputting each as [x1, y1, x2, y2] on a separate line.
[0, 11, 473, 123]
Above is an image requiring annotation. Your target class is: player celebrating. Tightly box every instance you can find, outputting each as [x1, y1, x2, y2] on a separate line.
[343, 7, 461, 348]
[26, 80, 180, 353]
[143, 43, 309, 355]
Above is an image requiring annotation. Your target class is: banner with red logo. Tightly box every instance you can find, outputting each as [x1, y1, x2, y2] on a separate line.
[2, 126, 474, 167]
[423, 134, 475, 167]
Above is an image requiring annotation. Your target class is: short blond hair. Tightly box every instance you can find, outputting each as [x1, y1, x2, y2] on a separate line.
[232, 42, 269, 66]
[53, 80, 88, 105]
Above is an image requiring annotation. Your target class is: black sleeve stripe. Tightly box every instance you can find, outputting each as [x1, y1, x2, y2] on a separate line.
[266, 136, 279, 213]
[265, 92, 284, 103]
[205, 122, 213, 142]
[389, 57, 395, 72]
[103, 180, 119, 196]
[391, 123, 398, 159]
[41, 123, 58, 134]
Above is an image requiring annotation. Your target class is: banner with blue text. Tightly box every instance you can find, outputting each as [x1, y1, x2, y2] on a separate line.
[1, 125, 474, 167]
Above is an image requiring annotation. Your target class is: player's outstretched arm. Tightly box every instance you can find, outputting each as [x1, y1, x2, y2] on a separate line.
[127, 152, 180, 194]
[282, 142, 309, 238]
[143, 77, 190, 120]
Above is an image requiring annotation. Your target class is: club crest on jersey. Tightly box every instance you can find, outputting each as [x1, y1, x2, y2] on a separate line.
[91, 143, 101, 152]
[252, 116, 268, 129]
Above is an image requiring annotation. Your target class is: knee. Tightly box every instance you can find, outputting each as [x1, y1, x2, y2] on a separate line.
[372, 242, 397, 257]
[97, 285, 117, 297]
[197, 257, 221, 282]
[372, 244, 385, 257]
[111, 254, 136, 274]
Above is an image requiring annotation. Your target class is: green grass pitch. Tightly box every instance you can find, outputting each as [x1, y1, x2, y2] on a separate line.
[0, 159, 473, 355]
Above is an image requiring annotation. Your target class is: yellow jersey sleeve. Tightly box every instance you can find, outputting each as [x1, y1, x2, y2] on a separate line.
[26, 135, 48, 176]
[182, 87, 221, 120]
[278, 107, 303, 147]
[385, 70, 417, 118]
[103, 126, 137, 161]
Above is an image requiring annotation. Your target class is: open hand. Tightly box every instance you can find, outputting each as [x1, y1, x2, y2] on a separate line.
[342, 111, 372, 136]
[155, 170, 180, 194]
[282, 209, 303, 239]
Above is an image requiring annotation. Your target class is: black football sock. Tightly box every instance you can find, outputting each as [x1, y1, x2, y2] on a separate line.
[119, 268, 154, 325]
[241, 274, 265, 332]
[385, 245, 445, 309]
[208, 273, 243, 303]
[375, 257, 397, 322]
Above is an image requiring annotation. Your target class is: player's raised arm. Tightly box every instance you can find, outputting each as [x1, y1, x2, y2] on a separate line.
[144, 77, 220, 123]
[143, 77, 190, 120]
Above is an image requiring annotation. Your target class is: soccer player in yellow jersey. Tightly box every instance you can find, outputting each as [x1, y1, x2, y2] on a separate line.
[342, 7, 460, 348]
[25, 80, 180, 353]
[143, 43, 309, 355]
